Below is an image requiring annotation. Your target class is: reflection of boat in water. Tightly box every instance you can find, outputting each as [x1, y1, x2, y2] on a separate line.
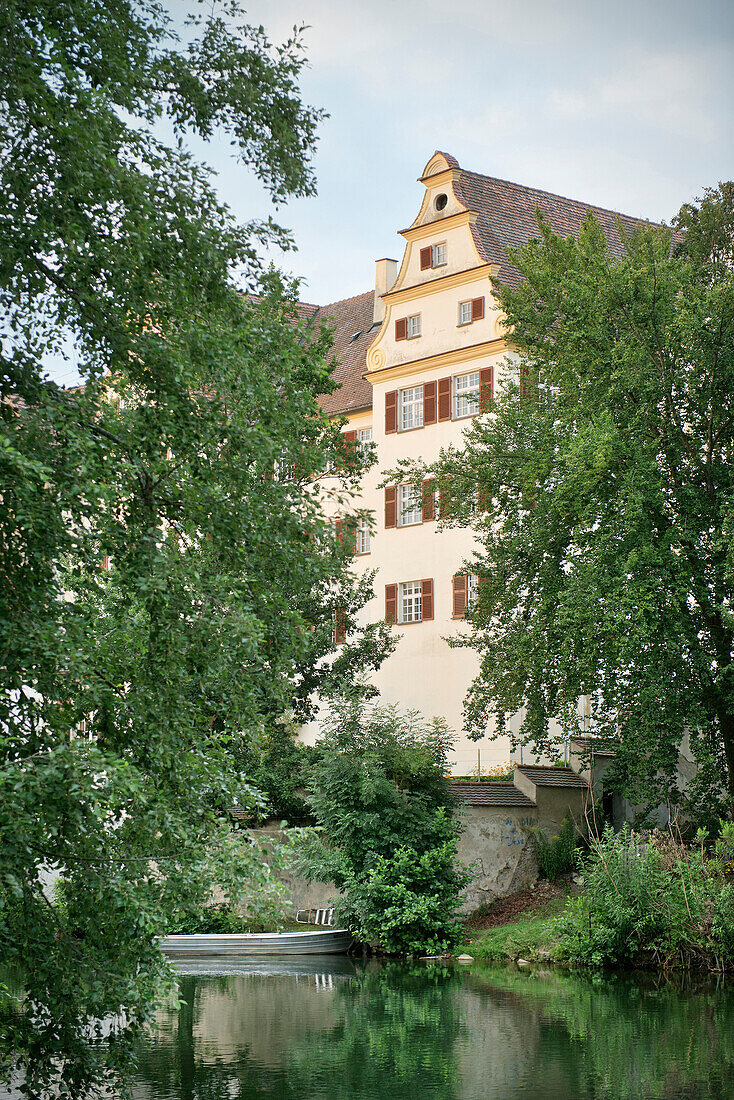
[168, 953, 360, 979]
[160, 928, 354, 959]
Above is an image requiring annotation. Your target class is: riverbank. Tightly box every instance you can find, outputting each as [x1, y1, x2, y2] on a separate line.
[462, 879, 573, 963]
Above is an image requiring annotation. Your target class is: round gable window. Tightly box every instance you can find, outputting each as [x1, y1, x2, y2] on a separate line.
[434, 193, 448, 211]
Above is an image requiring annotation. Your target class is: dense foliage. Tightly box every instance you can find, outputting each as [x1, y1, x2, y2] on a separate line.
[559, 824, 734, 969]
[530, 815, 579, 880]
[299, 700, 470, 956]
[0, 3, 392, 1094]
[395, 185, 734, 816]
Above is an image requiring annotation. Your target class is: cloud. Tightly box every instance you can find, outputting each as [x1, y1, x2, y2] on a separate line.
[547, 47, 728, 142]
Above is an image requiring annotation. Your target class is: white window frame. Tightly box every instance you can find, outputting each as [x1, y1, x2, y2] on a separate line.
[453, 371, 480, 420]
[399, 581, 422, 624]
[466, 573, 479, 610]
[458, 300, 473, 326]
[356, 517, 371, 555]
[432, 242, 447, 268]
[406, 314, 421, 339]
[398, 385, 424, 431]
[357, 426, 373, 456]
[397, 483, 422, 527]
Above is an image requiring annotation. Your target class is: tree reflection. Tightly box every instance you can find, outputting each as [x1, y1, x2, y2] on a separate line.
[132, 963, 734, 1100]
[133, 964, 463, 1100]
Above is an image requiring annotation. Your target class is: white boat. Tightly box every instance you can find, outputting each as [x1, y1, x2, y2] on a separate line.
[160, 927, 354, 957]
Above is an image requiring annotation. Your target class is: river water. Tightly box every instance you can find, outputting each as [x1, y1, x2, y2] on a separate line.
[131, 957, 734, 1100]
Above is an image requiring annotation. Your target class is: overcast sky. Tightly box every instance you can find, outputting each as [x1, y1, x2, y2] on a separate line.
[191, 0, 734, 305]
[50, 0, 733, 384]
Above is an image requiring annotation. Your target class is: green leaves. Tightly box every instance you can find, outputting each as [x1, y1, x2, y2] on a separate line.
[0, 3, 385, 1094]
[298, 700, 469, 955]
[403, 192, 734, 814]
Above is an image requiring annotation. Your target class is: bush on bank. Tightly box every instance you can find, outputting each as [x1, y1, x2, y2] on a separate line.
[298, 699, 470, 956]
[558, 823, 734, 970]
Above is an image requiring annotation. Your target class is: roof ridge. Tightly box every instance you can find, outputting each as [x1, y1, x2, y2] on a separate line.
[460, 167, 666, 227]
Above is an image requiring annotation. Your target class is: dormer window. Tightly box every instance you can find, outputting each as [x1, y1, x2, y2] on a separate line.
[434, 193, 448, 211]
[419, 243, 447, 270]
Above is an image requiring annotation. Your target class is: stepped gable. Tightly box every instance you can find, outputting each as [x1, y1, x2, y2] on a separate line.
[311, 291, 376, 416]
[448, 782, 536, 808]
[516, 765, 589, 788]
[452, 165, 666, 289]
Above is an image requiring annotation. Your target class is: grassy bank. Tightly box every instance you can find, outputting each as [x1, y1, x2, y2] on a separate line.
[462, 882, 571, 962]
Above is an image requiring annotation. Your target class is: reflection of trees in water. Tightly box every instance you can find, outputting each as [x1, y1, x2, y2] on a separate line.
[132, 965, 463, 1100]
[286, 964, 463, 1099]
[467, 967, 734, 1100]
[132, 965, 734, 1100]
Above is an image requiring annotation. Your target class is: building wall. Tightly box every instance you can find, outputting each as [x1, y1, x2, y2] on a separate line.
[302, 153, 549, 774]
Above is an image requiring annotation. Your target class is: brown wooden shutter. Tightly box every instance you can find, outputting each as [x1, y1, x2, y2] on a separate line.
[385, 583, 398, 624]
[384, 486, 397, 528]
[422, 479, 435, 522]
[421, 578, 434, 621]
[385, 390, 397, 433]
[334, 608, 346, 645]
[479, 366, 493, 411]
[452, 574, 467, 618]
[395, 317, 407, 341]
[520, 364, 531, 400]
[437, 377, 452, 421]
[334, 518, 344, 545]
[420, 246, 432, 270]
[344, 429, 357, 443]
[423, 380, 437, 425]
[471, 296, 485, 321]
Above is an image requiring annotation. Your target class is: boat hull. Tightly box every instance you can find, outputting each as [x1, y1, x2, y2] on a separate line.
[160, 929, 354, 957]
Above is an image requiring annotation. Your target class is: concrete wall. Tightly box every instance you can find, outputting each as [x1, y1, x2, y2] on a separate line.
[455, 804, 538, 911]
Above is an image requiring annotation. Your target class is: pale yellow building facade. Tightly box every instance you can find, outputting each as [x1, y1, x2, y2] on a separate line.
[300, 151, 649, 775]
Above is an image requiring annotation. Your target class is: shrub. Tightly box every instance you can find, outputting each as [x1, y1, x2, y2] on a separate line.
[558, 825, 720, 968]
[530, 816, 579, 880]
[298, 698, 470, 955]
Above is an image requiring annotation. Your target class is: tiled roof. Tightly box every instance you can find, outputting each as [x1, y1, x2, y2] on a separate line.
[310, 291, 377, 417]
[303, 155, 675, 417]
[516, 766, 589, 788]
[452, 167, 668, 288]
[448, 782, 536, 808]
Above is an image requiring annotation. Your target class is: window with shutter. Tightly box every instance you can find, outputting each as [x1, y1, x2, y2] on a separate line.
[406, 314, 421, 339]
[420, 246, 432, 270]
[423, 380, 437, 425]
[453, 372, 480, 419]
[356, 517, 371, 555]
[437, 377, 451, 421]
[395, 317, 407, 341]
[397, 484, 422, 527]
[421, 578, 434, 621]
[471, 296, 485, 321]
[384, 486, 397, 528]
[432, 243, 447, 267]
[398, 581, 422, 623]
[385, 390, 397, 434]
[398, 385, 424, 431]
[385, 583, 398, 624]
[452, 574, 467, 618]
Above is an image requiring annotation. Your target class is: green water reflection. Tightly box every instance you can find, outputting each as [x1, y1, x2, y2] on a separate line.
[133, 958, 734, 1100]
